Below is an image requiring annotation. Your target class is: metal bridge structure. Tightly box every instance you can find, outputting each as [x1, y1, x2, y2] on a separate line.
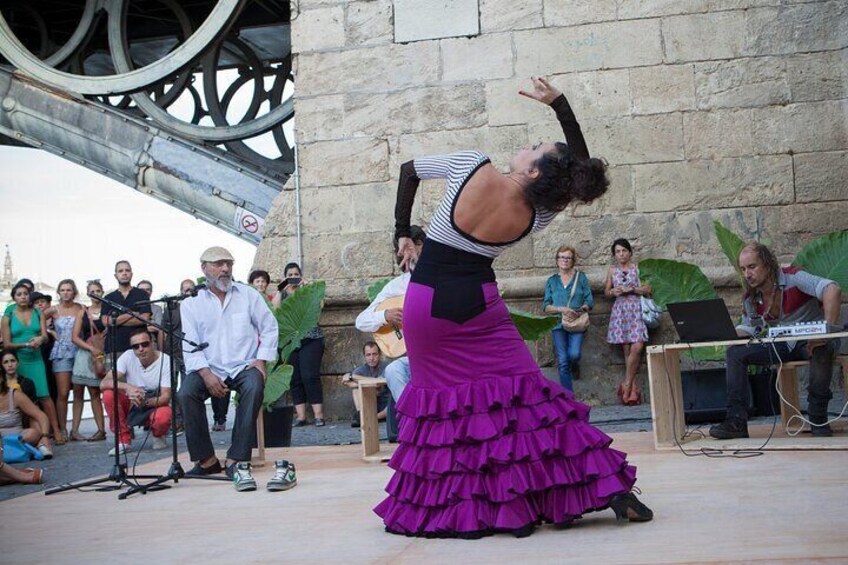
[0, 1, 294, 243]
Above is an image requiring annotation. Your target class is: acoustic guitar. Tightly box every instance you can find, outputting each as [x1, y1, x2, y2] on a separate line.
[373, 295, 406, 358]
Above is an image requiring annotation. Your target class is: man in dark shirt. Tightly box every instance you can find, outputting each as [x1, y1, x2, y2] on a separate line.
[101, 260, 152, 358]
[343, 341, 389, 427]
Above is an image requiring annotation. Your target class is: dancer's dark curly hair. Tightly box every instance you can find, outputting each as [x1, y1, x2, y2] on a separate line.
[524, 143, 609, 212]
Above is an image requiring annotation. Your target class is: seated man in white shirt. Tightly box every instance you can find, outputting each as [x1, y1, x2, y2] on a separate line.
[100, 329, 172, 455]
[178, 246, 286, 493]
[354, 226, 425, 411]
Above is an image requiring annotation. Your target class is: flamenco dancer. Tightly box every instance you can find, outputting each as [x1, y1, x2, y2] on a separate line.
[374, 77, 653, 538]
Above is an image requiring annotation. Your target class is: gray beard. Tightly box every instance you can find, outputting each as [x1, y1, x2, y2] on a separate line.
[209, 276, 233, 293]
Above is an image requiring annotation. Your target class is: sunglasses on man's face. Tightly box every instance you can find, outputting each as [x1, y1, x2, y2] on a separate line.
[131, 341, 151, 351]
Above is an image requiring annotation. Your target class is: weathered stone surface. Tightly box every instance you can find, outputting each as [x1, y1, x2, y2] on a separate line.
[394, 0, 479, 43]
[398, 125, 528, 170]
[344, 84, 487, 137]
[744, 2, 848, 56]
[630, 64, 696, 115]
[684, 109, 755, 159]
[663, 12, 747, 62]
[618, 0, 778, 20]
[259, 180, 297, 238]
[297, 43, 440, 95]
[571, 165, 635, 218]
[301, 230, 396, 280]
[291, 5, 345, 53]
[786, 50, 848, 103]
[298, 138, 389, 188]
[543, 0, 617, 27]
[575, 114, 684, 166]
[794, 151, 848, 204]
[759, 203, 848, 254]
[345, 0, 393, 47]
[441, 34, 514, 82]
[633, 156, 794, 212]
[495, 237, 536, 270]
[252, 234, 299, 280]
[751, 101, 848, 155]
[673, 208, 760, 264]
[487, 71, 630, 127]
[694, 57, 790, 109]
[299, 183, 394, 235]
[514, 20, 663, 75]
[293, 95, 345, 143]
[480, 0, 543, 33]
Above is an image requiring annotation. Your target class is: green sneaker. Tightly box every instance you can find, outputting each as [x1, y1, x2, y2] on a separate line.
[231, 462, 257, 492]
[267, 459, 297, 492]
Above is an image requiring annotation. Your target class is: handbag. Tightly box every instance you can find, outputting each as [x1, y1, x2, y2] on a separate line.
[1, 434, 44, 463]
[72, 348, 96, 380]
[636, 267, 662, 330]
[561, 271, 590, 333]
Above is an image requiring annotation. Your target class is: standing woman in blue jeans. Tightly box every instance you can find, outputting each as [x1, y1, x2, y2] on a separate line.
[543, 246, 593, 391]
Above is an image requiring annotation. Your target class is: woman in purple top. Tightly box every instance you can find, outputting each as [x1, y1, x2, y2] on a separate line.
[375, 77, 652, 539]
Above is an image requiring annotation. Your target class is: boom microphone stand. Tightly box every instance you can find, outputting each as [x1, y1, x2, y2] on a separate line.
[119, 287, 230, 499]
[46, 295, 147, 496]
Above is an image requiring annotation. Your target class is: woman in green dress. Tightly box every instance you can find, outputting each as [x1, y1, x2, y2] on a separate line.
[1, 282, 63, 442]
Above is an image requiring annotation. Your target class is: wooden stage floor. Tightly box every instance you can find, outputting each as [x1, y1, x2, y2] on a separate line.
[2, 428, 847, 564]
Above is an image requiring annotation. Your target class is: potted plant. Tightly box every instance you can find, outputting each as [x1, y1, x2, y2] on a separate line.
[255, 280, 326, 447]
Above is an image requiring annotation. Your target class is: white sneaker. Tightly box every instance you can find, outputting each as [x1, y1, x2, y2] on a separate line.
[108, 443, 131, 457]
[152, 437, 168, 450]
[38, 444, 54, 460]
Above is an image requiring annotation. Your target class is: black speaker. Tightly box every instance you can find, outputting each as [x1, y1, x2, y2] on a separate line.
[681, 368, 730, 424]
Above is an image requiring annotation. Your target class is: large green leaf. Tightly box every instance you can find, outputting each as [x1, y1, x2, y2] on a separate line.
[367, 278, 392, 302]
[273, 280, 326, 363]
[263, 363, 293, 411]
[638, 259, 717, 308]
[508, 306, 560, 341]
[713, 220, 746, 285]
[793, 230, 848, 292]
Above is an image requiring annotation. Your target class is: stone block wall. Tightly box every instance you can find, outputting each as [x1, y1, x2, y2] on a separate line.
[256, 0, 848, 419]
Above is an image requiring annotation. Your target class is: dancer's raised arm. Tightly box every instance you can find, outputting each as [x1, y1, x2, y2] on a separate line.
[519, 76, 590, 160]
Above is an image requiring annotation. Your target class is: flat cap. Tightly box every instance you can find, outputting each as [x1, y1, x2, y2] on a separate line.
[200, 246, 235, 262]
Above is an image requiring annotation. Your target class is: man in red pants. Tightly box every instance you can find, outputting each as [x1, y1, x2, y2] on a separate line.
[100, 328, 172, 455]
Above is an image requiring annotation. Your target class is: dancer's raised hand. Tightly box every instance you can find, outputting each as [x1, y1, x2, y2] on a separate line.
[518, 76, 562, 105]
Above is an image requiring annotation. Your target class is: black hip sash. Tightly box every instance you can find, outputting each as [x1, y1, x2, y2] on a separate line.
[410, 239, 496, 324]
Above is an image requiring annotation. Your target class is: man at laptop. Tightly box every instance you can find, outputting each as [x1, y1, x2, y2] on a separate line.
[710, 242, 842, 440]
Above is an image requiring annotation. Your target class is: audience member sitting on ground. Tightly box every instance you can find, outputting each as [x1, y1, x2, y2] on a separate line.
[100, 329, 173, 455]
[1, 283, 63, 442]
[44, 279, 84, 442]
[710, 241, 843, 440]
[343, 341, 390, 428]
[1, 349, 54, 459]
[0, 443, 43, 485]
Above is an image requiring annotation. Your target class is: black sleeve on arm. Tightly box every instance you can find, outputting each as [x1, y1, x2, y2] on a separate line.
[394, 160, 420, 240]
[550, 94, 590, 161]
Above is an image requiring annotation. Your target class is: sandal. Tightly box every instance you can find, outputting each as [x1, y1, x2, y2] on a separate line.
[87, 430, 107, 442]
[22, 468, 44, 485]
[53, 432, 67, 446]
[626, 384, 642, 406]
[70, 431, 87, 442]
[616, 383, 631, 405]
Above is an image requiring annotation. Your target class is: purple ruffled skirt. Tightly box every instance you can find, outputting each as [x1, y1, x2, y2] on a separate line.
[374, 244, 637, 537]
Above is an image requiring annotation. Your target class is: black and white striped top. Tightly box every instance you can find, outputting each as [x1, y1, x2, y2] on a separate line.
[411, 151, 557, 258]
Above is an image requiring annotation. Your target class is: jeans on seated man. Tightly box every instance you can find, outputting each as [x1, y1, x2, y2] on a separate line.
[710, 242, 843, 440]
[344, 341, 389, 428]
[100, 329, 173, 455]
[178, 246, 288, 492]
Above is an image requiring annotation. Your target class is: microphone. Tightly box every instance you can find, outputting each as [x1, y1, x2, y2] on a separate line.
[188, 283, 207, 297]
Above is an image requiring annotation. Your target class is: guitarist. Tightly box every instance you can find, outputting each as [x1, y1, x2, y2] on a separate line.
[355, 226, 426, 405]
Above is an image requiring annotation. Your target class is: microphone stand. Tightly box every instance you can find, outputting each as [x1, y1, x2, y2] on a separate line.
[46, 294, 148, 496]
[119, 288, 230, 499]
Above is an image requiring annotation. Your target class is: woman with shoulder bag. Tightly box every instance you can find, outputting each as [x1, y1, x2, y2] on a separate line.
[69, 281, 107, 441]
[543, 246, 593, 392]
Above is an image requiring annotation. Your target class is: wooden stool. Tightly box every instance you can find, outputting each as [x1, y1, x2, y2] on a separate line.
[357, 377, 390, 463]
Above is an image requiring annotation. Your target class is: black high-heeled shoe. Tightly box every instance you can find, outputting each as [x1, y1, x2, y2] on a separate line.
[609, 492, 653, 522]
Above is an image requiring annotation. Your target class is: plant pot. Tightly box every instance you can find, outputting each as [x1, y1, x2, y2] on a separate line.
[253, 404, 294, 448]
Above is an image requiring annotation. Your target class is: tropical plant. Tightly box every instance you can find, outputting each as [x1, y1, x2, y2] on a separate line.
[713, 220, 746, 286]
[263, 281, 326, 410]
[793, 230, 848, 292]
[367, 278, 392, 302]
[637, 259, 717, 308]
[508, 306, 560, 341]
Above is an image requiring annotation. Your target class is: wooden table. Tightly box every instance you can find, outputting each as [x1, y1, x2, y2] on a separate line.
[646, 332, 848, 451]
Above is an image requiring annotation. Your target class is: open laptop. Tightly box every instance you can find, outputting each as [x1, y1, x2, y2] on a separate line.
[666, 298, 739, 343]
